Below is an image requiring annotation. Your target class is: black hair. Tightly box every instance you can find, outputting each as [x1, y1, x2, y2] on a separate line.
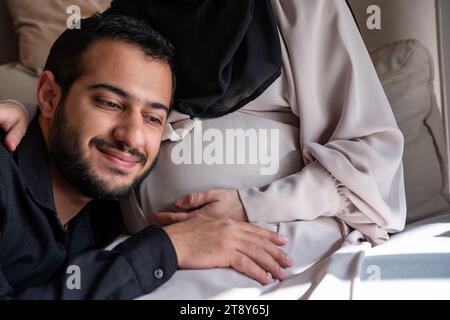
[44, 13, 176, 102]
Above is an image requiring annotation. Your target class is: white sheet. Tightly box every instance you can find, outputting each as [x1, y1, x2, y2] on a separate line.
[129, 214, 450, 300]
[354, 213, 450, 299]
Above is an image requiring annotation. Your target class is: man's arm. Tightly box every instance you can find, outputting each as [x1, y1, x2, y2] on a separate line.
[1, 225, 177, 300]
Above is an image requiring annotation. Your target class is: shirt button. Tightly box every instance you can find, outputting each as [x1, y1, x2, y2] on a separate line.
[153, 268, 164, 279]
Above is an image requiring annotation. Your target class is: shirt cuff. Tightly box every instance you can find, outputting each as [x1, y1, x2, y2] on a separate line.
[116, 224, 178, 294]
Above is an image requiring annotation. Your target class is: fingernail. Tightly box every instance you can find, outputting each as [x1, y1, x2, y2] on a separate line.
[6, 142, 15, 152]
[278, 269, 287, 280]
[286, 256, 294, 267]
[278, 234, 289, 242]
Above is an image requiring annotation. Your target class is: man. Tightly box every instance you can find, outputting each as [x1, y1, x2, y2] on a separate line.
[0, 14, 292, 299]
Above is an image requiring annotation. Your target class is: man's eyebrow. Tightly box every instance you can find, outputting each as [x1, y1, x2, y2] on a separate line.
[88, 83, 130, 99]
[89, 83, 170, 115]
[146, 102, 170, 116]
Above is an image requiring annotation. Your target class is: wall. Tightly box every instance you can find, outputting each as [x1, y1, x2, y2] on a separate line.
[348, 0, 443, 112]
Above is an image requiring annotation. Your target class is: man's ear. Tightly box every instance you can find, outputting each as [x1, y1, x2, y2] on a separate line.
[37, 71, 62, 119]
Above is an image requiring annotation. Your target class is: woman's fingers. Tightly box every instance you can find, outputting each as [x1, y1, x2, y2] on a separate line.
[4, 119, 27, 152]
[150, 212, 191, 226]
[176, 191, 210, 209]
[0, 103, 29, 152]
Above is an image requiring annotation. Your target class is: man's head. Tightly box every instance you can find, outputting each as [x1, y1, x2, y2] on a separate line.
[37, 14, 175, 201]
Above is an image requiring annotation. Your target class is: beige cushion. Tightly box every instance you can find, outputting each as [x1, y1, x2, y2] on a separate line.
[0, 63, 37, 104]
[371, 39, 450, 223]
[6, 0, 111, 75]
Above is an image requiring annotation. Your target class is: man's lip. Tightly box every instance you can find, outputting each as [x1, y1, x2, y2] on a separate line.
[97, 147, 140, 168]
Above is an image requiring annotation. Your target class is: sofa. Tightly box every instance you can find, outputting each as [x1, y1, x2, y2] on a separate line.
[1, 0, 449, 299]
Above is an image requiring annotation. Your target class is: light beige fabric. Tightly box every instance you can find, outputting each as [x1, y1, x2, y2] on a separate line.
[6, 0, 111, 74]
[237, 0, 407, 244]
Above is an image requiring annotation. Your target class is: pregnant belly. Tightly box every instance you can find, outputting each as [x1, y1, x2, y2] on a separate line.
[121, 110, 303, 231]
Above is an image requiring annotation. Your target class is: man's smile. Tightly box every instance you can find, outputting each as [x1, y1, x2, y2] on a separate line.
[97, 146, 141, 170]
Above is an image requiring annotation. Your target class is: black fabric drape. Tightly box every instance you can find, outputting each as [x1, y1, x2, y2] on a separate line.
[105, 0, 282, 118]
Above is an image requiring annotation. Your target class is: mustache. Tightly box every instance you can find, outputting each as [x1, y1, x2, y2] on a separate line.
[89, 137, 147, 163]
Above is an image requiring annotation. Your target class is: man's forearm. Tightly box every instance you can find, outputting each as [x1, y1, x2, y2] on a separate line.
[6, 225, 177, 300]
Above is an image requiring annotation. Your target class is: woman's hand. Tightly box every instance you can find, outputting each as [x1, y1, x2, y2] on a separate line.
[0, 101, 29, 152]
[151, 189, 249, 226]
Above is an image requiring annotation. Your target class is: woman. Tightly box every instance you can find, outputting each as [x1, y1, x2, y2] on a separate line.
[0, 0, 406, 249]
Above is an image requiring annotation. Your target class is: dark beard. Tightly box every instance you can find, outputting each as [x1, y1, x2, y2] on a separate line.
[49, 101, 157, 200]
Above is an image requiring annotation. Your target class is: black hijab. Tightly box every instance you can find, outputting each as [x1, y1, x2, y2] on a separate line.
[105, 0, 282, 118]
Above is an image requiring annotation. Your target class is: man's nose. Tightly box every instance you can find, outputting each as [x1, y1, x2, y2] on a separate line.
[113, 110, 146, 151]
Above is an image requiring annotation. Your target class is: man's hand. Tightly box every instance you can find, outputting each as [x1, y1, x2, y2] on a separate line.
[0, 101, 29, 152]
[163, 216, 293, 285]
[151, 189, 248, 225]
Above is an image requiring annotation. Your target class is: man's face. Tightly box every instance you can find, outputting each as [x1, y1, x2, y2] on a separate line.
[46, 39, 173, 200]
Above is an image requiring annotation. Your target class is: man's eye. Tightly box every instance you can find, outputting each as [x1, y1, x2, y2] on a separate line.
[104, 101, 121, 109]
[96, 98, 121, 110]
[144, 115, 162, 125]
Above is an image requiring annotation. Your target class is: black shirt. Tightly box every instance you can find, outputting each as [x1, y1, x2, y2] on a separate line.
[0, 116, 177, 299]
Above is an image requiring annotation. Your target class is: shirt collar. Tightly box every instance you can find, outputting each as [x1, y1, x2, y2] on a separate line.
[16, 115, 56, 213]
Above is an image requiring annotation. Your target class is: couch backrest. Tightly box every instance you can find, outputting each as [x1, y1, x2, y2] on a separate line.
[0, 0, 18, 64]
[348, 0, 444, 114]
